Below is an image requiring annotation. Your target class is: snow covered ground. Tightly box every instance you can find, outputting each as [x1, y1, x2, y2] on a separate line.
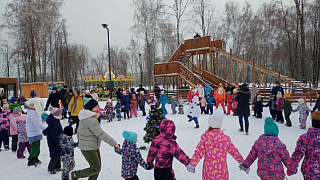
[1, 100, 312, 180]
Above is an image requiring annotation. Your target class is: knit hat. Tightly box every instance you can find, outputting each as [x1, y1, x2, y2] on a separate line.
[3, 104, 9, 110]
[284, 92, 291, 98]
[85, 90, 90, 94]
[41, 113, 49, 121]
[83, 97, 91, 106]
[13, 107, 22, 114]
[122, 131, 137, 143]
[264, 117, 279, 137]
[69, 89, 74, 93]
[208, 110, 224, 129]
[76, 89, 81, 94]
[64, 126, 74, 136]
[49, 107, 62, 116]
[298, 98, 305, 104]
[84, 98, 99, 111]
[227, 91, 231, 95]
[311, 111, 320, 128]
[19, 114, 27, 122]
[233, 89, 238, 93]
[63, 85, 67, 88]
[257, 95, 261, 99]
[52, 87, 57, 91]
[10, 97, 17, 104]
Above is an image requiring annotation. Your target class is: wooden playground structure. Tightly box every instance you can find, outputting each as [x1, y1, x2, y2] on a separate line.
[153, 36, 319, 102]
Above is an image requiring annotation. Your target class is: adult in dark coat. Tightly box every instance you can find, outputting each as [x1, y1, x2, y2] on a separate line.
[136, 85, 147, 95]
[271, 82, 284, 97]
[235, 83, 251, 135]
[44, 87, 65, 111]
[115, 88, 123, 100]
[312, 92, 320, 112]
[42, 108, 63, 173]
[154, 84, 161, 100]
[121, 91, 131, 119]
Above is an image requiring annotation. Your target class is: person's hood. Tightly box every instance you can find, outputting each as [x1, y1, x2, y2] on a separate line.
[240, 86, 250, 93]
[160, 119, 176, 138]
[46, 114, 57, 126]
[259, 134, 280, 155]
[121, 140, 137, 152]
[203, 129, 224, 146]
[79, 109, 97, 120]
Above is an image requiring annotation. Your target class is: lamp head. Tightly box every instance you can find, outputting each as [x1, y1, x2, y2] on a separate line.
[101, 24, 108, 29]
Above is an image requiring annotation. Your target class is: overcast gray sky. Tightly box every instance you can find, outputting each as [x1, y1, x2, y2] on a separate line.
[0, 0, 293, 57]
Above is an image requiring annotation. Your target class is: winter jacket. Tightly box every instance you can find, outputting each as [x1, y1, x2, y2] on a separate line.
[170, 97, 177, 108]
[63, 93, 74, 107]
[115, 140, 151, 179]
[115, 104, 122, 114]
[293, 103, 311, 120]
[272, 86, 284, 97]
[206, 96, 214, 108]
[265, 99, 276, 110]
[276, 97, 284, 111]
[200, 98, 207, 107]
[121, 95, 131, 110]
[115, 90, 123, 100]
[9, 113, 19, 135]
[235, 87, 251, 117]
[138, 95, 148, 106]
[137, 87, 147, 95]
[17, 120, 28, 143]
[43, 114, 63, 158]
[292, 128, 320, 180]
[30, 90, 37, 98]
[60, 134, 77, 159]
[243, 134, 296, 180]
[312, 98, 320, 112]
[59, 89, 68, 107]
[0, 110, 10, 131]
[104, 103, 114, 116]
[159, 95, 169, 105]
[26, 109, 45, 138]
[68, 95, 84, 116]
[187, 96, 201, 118]
[255, 98, 264, 113]
[154, 86, 161, 96]
[187, 89, 199, 102]
[131, 99, 138, 109]
[250, 87, 259, 103]
[204, 86, 211, 96]
[196, 86, 205, 97]
[232, 94, 238, 110]
[215, 88, 226, 100]
[227, 94, 232, 103]
[283, 99, 292, 116]
[190, 129, 244, 180]
[45, 92, 65, 110]
[177, 99, 185, 106]
[77, 109, 117, 150]
[147, 119, 190, 171]
[91, 93, 99, 101]
[9, 104, 24, 113]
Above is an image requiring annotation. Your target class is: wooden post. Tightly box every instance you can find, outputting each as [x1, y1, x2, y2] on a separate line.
[165, 76, 168, 90]
[242, 51, 245, 84]
[278, 70, 281, 83]
[252, 58, 255, 84]
[258, 70, 261, 88]
[215, 53, 219, 75]
[263, 60, 267, 88]
[209, 48, 212, 73]
[230, 49, 233, 83]
[223, 53, 226, 79]
[196, 52, 199, 69]
[236, 61, 239, 85]
[177, 76, 180, 89]
[172, 76, 175, 89]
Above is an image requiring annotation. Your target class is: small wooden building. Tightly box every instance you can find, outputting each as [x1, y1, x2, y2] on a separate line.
[21, 82, 64, 98]
[0, 77, 18, 98]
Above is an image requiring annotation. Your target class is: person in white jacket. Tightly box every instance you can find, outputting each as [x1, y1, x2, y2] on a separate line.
[196, 82, 205, 100]
[187, 89, 201, 128]
[25, 98, 46, 167]
[90, 90, 99, 101]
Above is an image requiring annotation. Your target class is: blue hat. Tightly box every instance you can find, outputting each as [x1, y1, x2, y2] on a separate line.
[264, 117, 279, 137]
[122, 131, 137, 143]
[84, 98, 99, 111]
[52, 87, 58, 91]
[10, 97, 17, 103]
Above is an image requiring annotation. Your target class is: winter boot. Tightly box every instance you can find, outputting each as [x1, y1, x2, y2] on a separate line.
[28, 158, 36, 166]
[35, 158, 42, 165]
[47, 169, 56, 174]
[69, 171, 78, 180]
[195, 124, 199, 129]
[245, 122, 249, 135]
[239, 119, 244, 132]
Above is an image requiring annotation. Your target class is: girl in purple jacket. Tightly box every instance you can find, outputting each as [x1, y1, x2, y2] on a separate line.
[240, 117, 296, 180]
[291, 111, 320, 180]
[147, 119, 190, 180]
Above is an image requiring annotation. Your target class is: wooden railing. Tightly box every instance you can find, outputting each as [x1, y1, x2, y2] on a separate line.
[167, 44, 185, 62]
[154, 61, 180, 76]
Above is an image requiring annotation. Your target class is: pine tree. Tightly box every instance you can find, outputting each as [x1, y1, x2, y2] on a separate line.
[143, 102, 165, 143]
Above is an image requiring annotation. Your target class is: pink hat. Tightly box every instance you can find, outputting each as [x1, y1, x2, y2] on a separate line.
[19, 114, 27, 122]
[49, 107, 62, 116]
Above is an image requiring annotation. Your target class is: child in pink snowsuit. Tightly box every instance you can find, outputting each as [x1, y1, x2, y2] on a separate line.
[147, 119, 190, 180]
[186, 110, 244, 180]
[240, 117, 297, 180]
[130, 94, 138, 118]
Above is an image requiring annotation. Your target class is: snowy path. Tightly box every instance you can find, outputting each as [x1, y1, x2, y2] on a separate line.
[1, 101, 310, 180]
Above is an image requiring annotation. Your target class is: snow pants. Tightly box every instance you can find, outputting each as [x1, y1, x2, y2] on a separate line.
[161, 104, 168, 114]
[74, 149, 101, 180]
[0, 130, 9, 149]
[17, 142, 31, 158]
[11, 134, 18, 151]
[276, 110, 284, 123]
[215, 99, 226, 111]
[29, 140, 40, 159]
[227, 102, 235, 115]
[154, 167, 174, 180]
[178, 105, 184, 114]
[130, 108, 137, 117]
[48, 157, 61, 171]
[61, 156, 75, 179]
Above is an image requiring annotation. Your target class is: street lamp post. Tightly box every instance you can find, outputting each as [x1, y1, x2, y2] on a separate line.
[102, 24, 112, 99]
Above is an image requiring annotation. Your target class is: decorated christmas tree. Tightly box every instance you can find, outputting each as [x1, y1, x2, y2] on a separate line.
[143, 102, 166, 143]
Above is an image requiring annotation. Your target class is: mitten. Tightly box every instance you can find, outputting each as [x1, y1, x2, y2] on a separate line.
[147, 163, 154, 170]
[239, 164, 250, 174]
[186, 164, 196, 173]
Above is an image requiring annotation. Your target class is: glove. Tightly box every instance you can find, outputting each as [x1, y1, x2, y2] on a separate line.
[239, 164, 250, 174]
[186, 164, 196, 173]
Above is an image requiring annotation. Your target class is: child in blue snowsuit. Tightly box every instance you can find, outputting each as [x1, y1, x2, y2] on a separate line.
[206, 94, 214, 115]
[170, 96, 178, 114]
[115, 101, 122, 121]
[115, 131, 153, 180]
[59, 126, 77, 180]
[265, 94, 276, 120]
[159, 93, 169, 114]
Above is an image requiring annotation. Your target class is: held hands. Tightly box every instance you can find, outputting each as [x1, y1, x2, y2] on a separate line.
[114, 144, 120, 149]
[239, 164, 250, 174]
[186, 164, 196, 173]
[147, 163, 154, 170]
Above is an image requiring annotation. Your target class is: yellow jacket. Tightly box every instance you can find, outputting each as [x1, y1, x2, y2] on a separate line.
[68, 95, 84, 116]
